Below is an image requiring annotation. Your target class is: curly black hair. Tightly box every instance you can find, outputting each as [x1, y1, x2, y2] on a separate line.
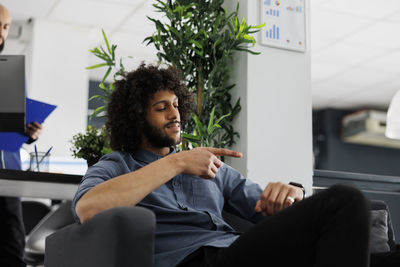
[106, 64, 193, 153]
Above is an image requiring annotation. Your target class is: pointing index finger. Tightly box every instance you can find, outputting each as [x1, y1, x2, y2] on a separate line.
[207, 148, 243, 158]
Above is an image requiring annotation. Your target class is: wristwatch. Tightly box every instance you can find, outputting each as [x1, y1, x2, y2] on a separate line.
[289, 182, 306, 199]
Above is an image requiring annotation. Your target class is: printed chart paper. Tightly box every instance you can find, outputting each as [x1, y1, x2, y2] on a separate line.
[260, 0, 306, 52]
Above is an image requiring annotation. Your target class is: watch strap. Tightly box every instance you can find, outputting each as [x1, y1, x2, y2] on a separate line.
[289, 182, 306, 199]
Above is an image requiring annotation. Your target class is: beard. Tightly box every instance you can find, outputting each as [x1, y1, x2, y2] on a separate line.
[143, 120, 181, 148]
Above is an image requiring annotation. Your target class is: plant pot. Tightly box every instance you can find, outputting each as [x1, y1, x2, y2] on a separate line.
[86, 158, 100, 167]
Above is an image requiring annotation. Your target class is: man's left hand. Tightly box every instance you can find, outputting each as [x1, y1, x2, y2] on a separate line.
[26, 122, 43, 140]
[254, 182, 304, 216]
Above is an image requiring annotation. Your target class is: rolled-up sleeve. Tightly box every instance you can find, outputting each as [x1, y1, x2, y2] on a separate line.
[217, 164, 264, 223]
[71, 152, 134, 222]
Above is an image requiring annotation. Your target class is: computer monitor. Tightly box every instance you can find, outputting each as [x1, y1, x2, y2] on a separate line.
[0, 55, 26, 132]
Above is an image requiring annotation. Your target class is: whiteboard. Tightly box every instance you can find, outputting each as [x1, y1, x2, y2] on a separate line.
[259, 0, 306, 52]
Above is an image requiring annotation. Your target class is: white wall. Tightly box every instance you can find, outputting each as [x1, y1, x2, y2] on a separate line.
[27, 19, 90, 157]
[227, 0, 313, 193]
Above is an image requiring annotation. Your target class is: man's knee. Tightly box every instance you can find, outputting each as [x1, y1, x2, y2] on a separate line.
[327, 184, 366, 202]
[325, 184, 370, 219]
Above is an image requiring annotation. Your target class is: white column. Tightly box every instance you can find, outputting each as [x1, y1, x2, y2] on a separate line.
[227, 0, 313, 193]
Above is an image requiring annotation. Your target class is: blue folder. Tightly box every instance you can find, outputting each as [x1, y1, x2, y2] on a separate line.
[0, 98, 57, 152]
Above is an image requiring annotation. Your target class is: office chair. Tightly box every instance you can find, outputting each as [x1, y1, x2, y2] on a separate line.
[22, 200, 51, 235]
[24, 201, 75, 266]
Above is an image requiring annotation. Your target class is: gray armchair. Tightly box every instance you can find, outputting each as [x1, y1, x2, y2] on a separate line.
[44, 206, 155, 267]
[44, 200, 398, 267]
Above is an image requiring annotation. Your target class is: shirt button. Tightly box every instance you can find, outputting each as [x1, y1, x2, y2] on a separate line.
[173, 180, 179, 186]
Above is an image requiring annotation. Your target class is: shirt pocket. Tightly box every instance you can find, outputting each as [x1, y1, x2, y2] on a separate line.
[192, 178, 224, 212]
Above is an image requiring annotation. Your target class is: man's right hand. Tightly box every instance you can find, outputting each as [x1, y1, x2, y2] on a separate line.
[176, 147, 242, 179]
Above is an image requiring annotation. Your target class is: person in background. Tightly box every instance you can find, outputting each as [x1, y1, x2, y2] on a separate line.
[0, 4, 43, 267]
[0, 3, 10, 53]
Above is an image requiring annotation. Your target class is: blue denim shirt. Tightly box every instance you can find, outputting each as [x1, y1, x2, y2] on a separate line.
[72, 149, 264, 267]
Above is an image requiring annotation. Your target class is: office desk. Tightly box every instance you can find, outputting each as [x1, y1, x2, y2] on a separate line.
[0, 169, 82, 200]
[313, 169, 400, 193]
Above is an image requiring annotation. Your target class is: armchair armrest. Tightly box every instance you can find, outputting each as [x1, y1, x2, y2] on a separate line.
[45, 206, 156, 267]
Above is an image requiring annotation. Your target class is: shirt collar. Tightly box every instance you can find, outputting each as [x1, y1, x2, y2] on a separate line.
[132, 147, 176, 164]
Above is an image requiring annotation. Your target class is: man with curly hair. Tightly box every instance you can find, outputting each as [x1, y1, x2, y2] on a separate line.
[72, 64, 371, 267]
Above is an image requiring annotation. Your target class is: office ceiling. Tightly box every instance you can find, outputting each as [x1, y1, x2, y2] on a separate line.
[312, 0, 400, 109]
[2, 0, 400, 110]
[2, 0, 162, 82]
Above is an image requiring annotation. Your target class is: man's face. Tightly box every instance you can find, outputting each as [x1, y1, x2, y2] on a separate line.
[0, 5, 11, 50]
[143, 90, 181, 149]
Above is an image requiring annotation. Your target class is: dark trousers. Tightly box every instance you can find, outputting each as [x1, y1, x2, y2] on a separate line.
[371, 250, 400, 267]
[179, 185, 371, 267]
[0, 197, 26, 267]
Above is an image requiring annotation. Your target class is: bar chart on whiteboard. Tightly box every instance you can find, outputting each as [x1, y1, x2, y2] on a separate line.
[260, 0, 306, 52]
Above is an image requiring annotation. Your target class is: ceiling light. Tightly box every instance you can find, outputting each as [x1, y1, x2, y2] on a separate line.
[386, 90, 400, 140]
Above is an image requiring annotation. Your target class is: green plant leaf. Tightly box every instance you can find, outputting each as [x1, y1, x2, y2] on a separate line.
[90, 105, 106, 119]
[181, 132, 201, 141]
[88, 95, 107, 102]
[102, 29, 112, 54]
[89, 48, 99, 54]
[183, 2, 197, 11]
[192, 113, 205, 137]
[207, 106, 216, 134]
[111, 44, 117, 60]
[193, 49, 204, 57]
[236, 47, 261, 55]
[173, 5, 183, 19]
[238, 18, 246, 35]
[102, 67, 112, 83]
[86, 63, 108, 70]
[251, 23, 266, 29]
[189, 39, 203, 49]
[215, 112, 231, 126]
[184, 12, 192, 19]
[168, 25, 182, 40]
[99, 82, 107, 90]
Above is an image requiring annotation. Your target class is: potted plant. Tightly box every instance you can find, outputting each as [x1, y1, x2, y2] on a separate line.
[70, 125, 112, 167]
[145, 0, 264, 148]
